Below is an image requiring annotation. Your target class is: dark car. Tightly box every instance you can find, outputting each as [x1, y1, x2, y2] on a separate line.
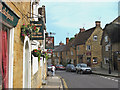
[66, 64, 76, 72]
[56, 64, 65, 70]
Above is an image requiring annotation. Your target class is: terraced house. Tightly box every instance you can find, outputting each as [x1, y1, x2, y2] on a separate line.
[72, 21, 103, 67]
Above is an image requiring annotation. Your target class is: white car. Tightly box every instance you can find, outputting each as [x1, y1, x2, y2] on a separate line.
[76, 63, 92, 74]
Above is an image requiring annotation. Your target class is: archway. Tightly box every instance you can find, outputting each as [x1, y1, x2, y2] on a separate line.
[23, 36, 31, 88]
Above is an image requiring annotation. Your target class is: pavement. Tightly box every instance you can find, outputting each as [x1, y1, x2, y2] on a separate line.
[92, 67, 119, 77]
[41, 71, 63, 89]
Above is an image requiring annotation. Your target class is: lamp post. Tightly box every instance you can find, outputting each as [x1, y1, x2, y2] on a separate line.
[108, 43, 111, 74]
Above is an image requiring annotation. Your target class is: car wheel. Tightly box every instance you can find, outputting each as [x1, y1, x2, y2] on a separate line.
[80, 70, 83, 74]
[76, 70, 78, 74]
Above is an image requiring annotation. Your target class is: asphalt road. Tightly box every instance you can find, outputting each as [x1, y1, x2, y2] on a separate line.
[56, 70, 119, 88]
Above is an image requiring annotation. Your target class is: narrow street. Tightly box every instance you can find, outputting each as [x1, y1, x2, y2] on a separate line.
[56, 70, 118, 88]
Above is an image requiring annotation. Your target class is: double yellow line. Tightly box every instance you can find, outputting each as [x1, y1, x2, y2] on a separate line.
[58, 75, 68, 88]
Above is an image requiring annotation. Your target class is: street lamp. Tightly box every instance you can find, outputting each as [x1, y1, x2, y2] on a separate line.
[108, 42, 111, 74]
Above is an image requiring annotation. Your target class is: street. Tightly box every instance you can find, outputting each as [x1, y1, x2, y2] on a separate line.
[56, 70, 119, 88]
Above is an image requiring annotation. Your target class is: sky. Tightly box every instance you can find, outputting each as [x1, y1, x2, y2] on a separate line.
[39, 0, 119, 45]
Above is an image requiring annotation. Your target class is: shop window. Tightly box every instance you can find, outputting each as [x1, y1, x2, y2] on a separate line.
[93, 57, 97, 63]
[93, 35, 97, 41]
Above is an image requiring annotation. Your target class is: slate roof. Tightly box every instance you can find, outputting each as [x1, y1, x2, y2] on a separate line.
[72, 27, 96, 46]
[62, 38, 75, 51]
[53, 45, 66, 52]
[103, 23, 120, 43]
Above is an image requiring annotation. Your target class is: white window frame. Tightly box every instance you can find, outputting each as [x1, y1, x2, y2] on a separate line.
[93, 35, 97, 41]
[93, 57, 97, 63]
[9, 28, 14, 88]
[105, 36, 108, 42]
[71, 51, 73, 55]
[86, 45, 91, 51]
[105, 45, 109, 51]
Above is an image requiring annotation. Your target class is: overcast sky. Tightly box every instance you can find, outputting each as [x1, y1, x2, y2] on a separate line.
[39, 0, 119, 45]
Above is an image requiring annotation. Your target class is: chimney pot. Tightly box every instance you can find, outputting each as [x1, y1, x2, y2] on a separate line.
[95, 21, 101, 27]
[80, 28, 85, 32]
[66, 37, 69, 45]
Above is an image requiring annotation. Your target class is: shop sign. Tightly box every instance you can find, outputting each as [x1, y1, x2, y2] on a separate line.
[30, 21, 44, 40]
[0, 2, 20, 27]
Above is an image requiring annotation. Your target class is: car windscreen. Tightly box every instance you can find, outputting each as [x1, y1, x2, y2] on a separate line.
[71, 65, 75, 67]
[80, 64, 87, 67]
[59, 65, 63, 66]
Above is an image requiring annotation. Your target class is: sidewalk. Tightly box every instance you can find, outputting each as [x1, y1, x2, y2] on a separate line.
[92, 67, 119, 77]
[42, 71, 63, 89]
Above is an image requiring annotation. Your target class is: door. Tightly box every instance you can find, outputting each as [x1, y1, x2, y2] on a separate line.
[0, 30, 9, 88]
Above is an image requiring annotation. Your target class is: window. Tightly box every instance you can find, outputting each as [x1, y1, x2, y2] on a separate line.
[78, 46, 79, 51]
[71, 51, 73, 55]
[105, 36, 108, 42]
[53, 52, 56, 57]
[58, 52, 60, 57]
[104, 58, 109, 64]
[105, 45, 109, 51]
[87, 45, 91, 50]
[93, 57, 97, 63]
[93, 35, 97, 41]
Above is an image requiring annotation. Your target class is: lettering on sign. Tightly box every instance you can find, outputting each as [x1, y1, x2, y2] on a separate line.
[0, 3, 14, 21]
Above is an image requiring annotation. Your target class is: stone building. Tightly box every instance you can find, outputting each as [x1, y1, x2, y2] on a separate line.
[0, 0, 47, 89]
[72, 21, 103, 67]
[101, 16, 120, 71]
[52, 44, 65, 65]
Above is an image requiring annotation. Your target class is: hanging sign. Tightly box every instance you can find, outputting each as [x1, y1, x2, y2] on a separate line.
[45, 36, 54, 49]
[30, 21, 44, 40]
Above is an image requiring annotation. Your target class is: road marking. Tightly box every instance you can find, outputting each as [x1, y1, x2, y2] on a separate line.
[111, 79, 115, 81]
[115, 80, 118, 82]
[62, 78, 68, 88]
[99, 75, 118, 82]
[57, 75, 68, 89]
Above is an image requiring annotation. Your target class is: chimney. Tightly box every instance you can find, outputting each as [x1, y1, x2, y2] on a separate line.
[59, 41, 64, 45]
[80, 28, 85, 32]
[74, 34, 78, 38]
[66, 37, 69, 45]
[95, 21, 101, 27]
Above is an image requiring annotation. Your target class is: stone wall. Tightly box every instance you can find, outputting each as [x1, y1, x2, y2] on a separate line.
[6, 1, 31, 88]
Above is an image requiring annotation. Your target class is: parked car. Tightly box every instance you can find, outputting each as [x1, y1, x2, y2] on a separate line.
[76, 63, 92, 74]
[66, 64, 76, 72]
[47, 64, 52, 71]
[56, 64, 65, 70]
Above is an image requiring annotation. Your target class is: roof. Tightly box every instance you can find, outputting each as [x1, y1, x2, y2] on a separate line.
[103, 23, 120, 43]
[53, 45, 66, 52]
[62, 38, 75, 51]
[72, 27, 96, 46]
